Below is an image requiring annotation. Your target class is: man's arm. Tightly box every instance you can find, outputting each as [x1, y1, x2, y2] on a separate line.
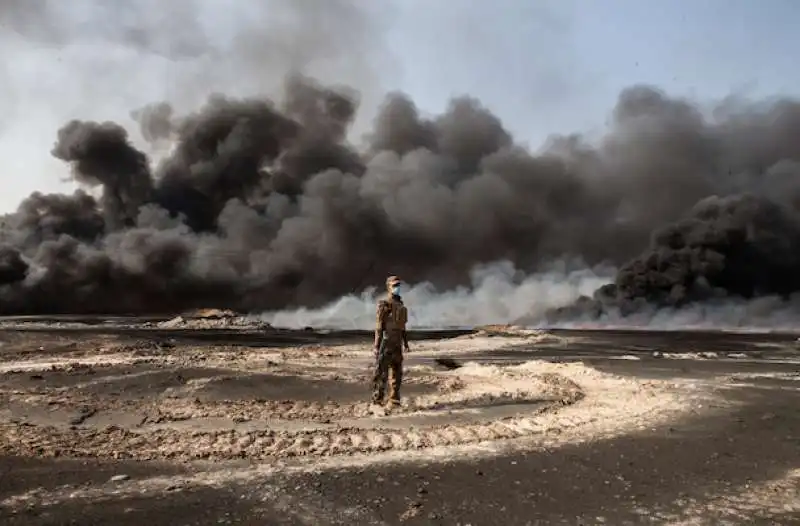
[401, 305, 409, 351]
[374, 301, 387, 351]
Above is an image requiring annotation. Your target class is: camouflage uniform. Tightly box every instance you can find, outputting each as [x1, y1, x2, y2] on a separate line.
[371, 276, 408, 406]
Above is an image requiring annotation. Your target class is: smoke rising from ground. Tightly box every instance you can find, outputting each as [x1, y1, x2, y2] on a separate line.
[2, 79, 800, 327]
[262, 260, 615, 329]
[3, 4, 800, 327]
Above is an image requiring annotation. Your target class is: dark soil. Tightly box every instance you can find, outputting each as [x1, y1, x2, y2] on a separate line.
[1, 324, 799, 525]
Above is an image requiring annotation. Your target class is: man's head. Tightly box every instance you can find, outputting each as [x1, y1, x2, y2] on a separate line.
[386, 275, 402, 297]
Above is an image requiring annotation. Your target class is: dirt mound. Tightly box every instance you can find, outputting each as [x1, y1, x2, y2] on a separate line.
[157, 309, 272, 330]
[184, 308, 239, 319]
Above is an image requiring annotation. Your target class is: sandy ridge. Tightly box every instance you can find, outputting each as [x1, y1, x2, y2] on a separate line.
[0, 370, 583, 461]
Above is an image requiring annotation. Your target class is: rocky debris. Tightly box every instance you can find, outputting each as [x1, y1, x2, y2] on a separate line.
[119, 338, 176, 354]
[68, 405, 97, 426]
[184, 308, 238, 319]
[472, 325, 563, 343]
[156, 309, 273, 330]
[64, 363, 96, 375]
[399, 500, 423, 521]
[434, 357, 462, 370]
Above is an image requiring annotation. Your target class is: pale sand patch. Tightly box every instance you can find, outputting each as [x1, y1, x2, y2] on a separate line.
[0, 360, 723, 512]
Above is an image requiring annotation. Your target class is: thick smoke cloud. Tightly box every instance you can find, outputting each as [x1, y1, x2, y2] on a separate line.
[546, 193, 800, 323]
[51, 121, 154, 230]
[3, 2, 800, 323]
[1, 78, 800, 321]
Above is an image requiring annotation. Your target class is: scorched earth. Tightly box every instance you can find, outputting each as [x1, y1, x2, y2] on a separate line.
[0, 313, 798, 525]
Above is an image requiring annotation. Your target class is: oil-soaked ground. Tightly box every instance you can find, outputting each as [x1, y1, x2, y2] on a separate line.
[0, 317, 798, 525]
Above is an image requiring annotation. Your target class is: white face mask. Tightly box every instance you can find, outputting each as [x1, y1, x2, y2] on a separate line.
[391, 285, 402, 296]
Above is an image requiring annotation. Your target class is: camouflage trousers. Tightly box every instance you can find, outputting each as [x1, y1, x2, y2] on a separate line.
[371, 342, 403, 404]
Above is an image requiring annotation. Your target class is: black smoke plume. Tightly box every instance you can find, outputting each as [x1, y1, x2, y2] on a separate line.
[2, 77, 800, 318]
[547, 193, 800, 323]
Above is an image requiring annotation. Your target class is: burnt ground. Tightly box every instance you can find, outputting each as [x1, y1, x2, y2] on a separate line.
[0, 319, 798, 525]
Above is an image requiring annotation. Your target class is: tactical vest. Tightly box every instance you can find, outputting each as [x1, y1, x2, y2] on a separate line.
[384, 299, 408, 332]
[378, 298, 407, 345]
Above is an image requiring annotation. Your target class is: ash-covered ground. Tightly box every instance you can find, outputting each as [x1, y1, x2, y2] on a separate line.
[1, 314, 798, 525]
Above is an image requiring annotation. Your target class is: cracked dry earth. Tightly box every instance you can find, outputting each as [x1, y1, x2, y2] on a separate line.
[0, 326, 799, 525]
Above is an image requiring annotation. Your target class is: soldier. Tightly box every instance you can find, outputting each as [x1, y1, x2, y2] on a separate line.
[371, 275, 410, 409]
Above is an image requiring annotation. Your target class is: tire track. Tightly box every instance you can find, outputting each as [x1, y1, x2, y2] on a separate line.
[145, 386, 565, 422]
[3, 376, 559, 424]
[0, 375, 584, 462]
[4, 368, 574, 425]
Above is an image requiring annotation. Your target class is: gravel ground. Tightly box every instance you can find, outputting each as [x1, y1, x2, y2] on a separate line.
[0, 321, 798, 525]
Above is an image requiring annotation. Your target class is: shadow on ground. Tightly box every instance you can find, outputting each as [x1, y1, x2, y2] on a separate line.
[0, 457, 188, 502]
[0, 465, 292, 526]
[279, 374, 800, 525]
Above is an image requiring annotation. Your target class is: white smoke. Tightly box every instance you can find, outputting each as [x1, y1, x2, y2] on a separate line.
[547, 294, 800, 333]
[258, 259, 615, 329]
[259, 258, 800, 333]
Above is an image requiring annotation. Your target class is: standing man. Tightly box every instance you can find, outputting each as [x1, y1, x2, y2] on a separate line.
[371, 275, 410, 409]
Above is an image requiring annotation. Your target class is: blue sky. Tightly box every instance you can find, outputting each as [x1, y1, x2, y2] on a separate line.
[0, 0, 798, 212]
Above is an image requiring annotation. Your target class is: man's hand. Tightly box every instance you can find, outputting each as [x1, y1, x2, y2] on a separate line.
[403, 342, 410, 353]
